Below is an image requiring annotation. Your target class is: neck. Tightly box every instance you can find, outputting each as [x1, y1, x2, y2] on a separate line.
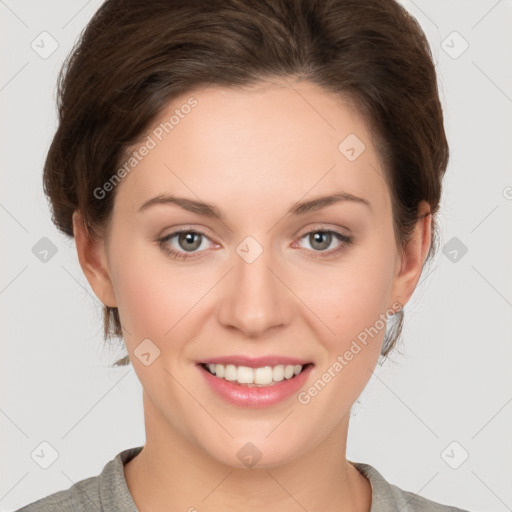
[124, 394, 371, 512]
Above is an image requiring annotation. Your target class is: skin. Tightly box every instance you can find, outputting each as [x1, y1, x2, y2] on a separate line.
[73, 77, 431, 512]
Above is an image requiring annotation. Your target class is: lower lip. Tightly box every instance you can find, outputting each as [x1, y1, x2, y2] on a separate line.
[198, 364, 313, 408]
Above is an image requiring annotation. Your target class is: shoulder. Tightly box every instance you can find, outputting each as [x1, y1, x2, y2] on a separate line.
[14, 474, 100, 512]
[14, 446, 143, 512]
[352, 461, 472, 512]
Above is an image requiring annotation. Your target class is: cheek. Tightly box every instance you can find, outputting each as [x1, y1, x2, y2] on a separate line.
[108, 237, 185, 340]
[295, 244, 396, 423]
[298, 235, 396, 367]
[108, 234, 220, 358]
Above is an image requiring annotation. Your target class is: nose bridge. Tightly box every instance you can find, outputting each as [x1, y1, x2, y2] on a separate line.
[217, 235, 289, 336]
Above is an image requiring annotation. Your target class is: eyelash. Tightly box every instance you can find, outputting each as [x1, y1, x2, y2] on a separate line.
[157, 227, 354, 261]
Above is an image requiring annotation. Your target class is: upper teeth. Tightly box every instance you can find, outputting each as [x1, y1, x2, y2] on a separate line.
[205, 363, 304, 386]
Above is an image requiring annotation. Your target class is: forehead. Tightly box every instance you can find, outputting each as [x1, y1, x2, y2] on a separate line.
[114, 78, 390, 220]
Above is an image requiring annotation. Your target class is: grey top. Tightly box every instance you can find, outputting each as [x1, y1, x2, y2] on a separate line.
[16, 446, 471, 511]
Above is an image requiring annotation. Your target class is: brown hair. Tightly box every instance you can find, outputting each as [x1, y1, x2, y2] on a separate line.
[43, 0, 449, 367]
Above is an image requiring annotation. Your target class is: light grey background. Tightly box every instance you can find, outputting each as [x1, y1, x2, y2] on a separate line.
[1, 1, 511, 510]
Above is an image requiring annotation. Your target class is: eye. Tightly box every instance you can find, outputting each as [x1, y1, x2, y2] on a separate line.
[157, 227, 354, 261]
[295, 229, 353, 257]
[157, 229, 213, 260]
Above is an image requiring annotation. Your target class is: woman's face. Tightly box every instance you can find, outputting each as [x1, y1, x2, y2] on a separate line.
[81, 78, 418, 468]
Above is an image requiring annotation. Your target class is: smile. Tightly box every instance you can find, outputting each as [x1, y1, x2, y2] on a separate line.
[200, 362, 312, 387]
[197, 361, 314, 408]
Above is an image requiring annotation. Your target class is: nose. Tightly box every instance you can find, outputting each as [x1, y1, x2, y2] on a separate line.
[216, 241, 291, 338]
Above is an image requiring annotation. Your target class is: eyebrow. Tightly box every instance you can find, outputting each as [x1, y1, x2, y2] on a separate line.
[137, 191, 371, 218]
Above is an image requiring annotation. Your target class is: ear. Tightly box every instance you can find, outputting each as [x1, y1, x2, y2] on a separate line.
[72, 210, 117, 308]
[389, 201, 432, 309]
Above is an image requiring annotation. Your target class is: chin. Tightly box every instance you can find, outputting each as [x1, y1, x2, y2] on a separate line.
[202, 436, 303, 470]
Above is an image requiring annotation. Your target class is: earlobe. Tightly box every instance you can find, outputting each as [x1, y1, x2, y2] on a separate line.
[390, 201, 432, 309]
[72, 210, 117, 308]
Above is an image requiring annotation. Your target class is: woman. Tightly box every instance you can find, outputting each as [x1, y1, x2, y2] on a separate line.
[17, 0, 471, 510]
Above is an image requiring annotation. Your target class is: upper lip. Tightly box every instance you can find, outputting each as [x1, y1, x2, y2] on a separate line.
[199, 355, 312, 368]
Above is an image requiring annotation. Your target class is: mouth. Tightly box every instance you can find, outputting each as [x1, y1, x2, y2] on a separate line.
[198, 362, 314, 387]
